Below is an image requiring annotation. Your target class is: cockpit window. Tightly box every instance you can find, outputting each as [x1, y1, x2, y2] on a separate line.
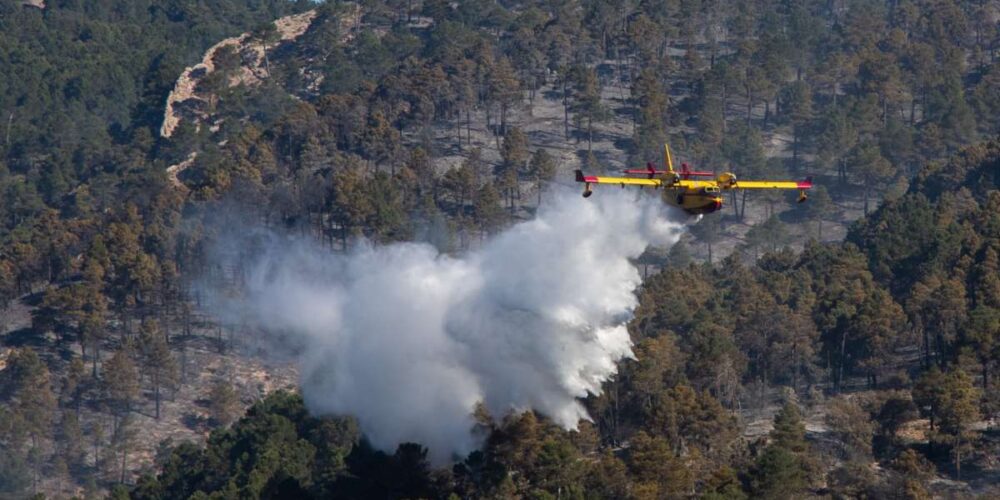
[704, 186, 720, 194]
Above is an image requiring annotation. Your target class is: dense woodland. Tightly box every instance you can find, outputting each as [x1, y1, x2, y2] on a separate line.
[0, 0, 999, 498]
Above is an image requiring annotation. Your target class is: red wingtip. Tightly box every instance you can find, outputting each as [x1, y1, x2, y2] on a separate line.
[575, 170, 599, 183]
[797, 176, 813, 189]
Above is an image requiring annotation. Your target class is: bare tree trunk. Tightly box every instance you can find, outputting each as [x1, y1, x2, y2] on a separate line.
[261, 43, 271, 78]
[587, 116, 593, 152]
[955, 441, 962, 480]
[5, 112, 13, 149]
[120, 443, 128, 484]
[792, 127, 799, 173]
[838, 329, 848, 392]
[563, 79, 570, 138]
[922, 325, 931, 369]
[746, 90, 753, 125]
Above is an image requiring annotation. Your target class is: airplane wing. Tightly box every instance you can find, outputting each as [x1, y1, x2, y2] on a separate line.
[576, 173, 717, 189]
[731, 179, 813, 190]
[575, 171, 663, 187]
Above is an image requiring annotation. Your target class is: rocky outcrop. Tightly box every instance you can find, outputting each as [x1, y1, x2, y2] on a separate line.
[161, 5, 363, 190]
[160, 10, 319, 138]
[166, 151, 198, 190]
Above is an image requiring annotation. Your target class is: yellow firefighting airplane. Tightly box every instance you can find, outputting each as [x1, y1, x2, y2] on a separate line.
[575, 144, 812, 214]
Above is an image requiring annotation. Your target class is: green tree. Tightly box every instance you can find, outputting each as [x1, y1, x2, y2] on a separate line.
[689, 214, 721, 264]
[440, 164, 477, 210]
[209, 379, 242, 428]
[0, 348, 56, 449]
[58, 411, 86, 472]
[103, 346, 139, 420]
[780, 80, 813, 173]
[331, 166, 374, 249]
[139, 321, 178, 420]
[111, 414, 139, 484]
[528, 149, 556, 205]
[805, 185, 833, 240]
[913, 366, 947, 432]
[825, 396, 874, 461]
[571, 67, 610, 152]
[499, 127, 529, 211]
[750, 446, 807, 500]
[487, 56, 521, 136]
[627, 431, 693, 499]
[630, 68, 669, 166]
[750, 402, 813, 499]
[251, 21, 281, 77]
[473, 183, 505, 238]
[62, 356, 87, 413]
[935, 369, 981, 479]
[849, 141, 895, 214]
[816, 108, 857, 185]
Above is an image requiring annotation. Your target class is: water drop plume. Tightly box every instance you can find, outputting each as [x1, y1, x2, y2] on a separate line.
[210, 188, 685, 463]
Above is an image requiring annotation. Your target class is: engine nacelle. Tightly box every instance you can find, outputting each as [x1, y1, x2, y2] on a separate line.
[716, 172, 737, 188]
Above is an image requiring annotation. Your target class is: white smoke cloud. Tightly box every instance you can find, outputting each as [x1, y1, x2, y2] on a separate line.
[213, 188, 685, 463]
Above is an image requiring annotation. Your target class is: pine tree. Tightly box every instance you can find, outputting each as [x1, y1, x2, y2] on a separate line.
[528, 149, 556, 205]
[209, 379, 241, 428]
[751, 446, 806, 500]
[473, 183, 505, 238]
[498, 127, 529, 211]
[570, 67, 609, 152]
[913, 366, 947, 432]
[825, 396, 875, 461]
[1, 348, 56, 447]
[937, 369, 981, 479]
[62, 356, 86, 413]
[751, 401, 813, 499]
[111, 414, 139, 484]
[771, 402, 808, 454]
[139, 321, 178, 420]
[58, 411, 86, 472]
[103, 346, 139, 420]
[805, 185, 833, 240]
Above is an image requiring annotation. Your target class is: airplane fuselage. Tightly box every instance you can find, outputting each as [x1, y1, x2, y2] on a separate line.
[663, 184, 724, 214]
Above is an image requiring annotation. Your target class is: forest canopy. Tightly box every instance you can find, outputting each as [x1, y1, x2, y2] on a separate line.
[0, 0, 998, 498]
